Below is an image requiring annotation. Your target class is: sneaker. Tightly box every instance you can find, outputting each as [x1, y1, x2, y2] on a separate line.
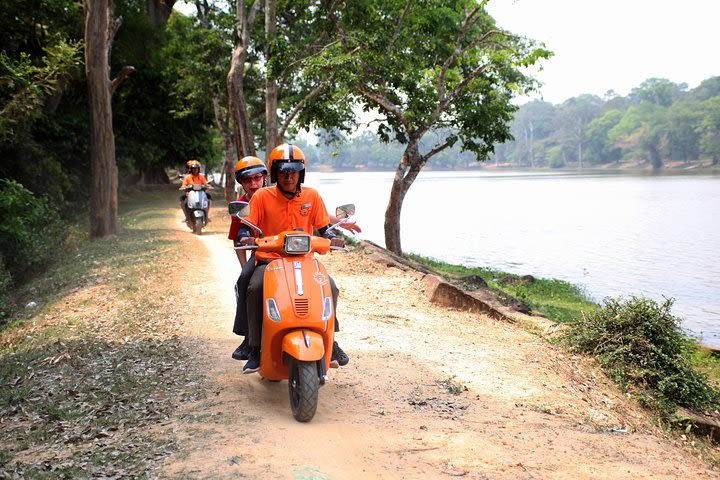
[330, 341, 349, 368]
[231, 338, 250, 361]
[243, 348, 260, 374]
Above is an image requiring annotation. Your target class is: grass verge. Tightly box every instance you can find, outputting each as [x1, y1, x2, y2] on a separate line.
[0, 188, 208, 478]
[406, 252, 597, 324]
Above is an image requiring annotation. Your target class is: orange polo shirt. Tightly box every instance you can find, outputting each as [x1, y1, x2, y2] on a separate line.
[181, 173, 208, 188]
[245, 186, 330, 260]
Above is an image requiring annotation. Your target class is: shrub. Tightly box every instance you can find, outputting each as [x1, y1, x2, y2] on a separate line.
[564, 295, 720, 416]
[0, 179, 66, 283]
[0, 257, 12, 319]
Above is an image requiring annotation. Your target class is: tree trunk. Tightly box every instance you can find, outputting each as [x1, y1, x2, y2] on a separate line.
[578, 141, 583, 170]
[384, 141, 422, 255]
[264, 0, 278, 156]
[84, 0, 119, 238]
[227, 48, 255, 157]
[211, 85, 238, 202]
[384, 169, 406, 255]
[226, 0, 258, 158]
[146, 0, 177, 25]
[649, 144, 663, 170]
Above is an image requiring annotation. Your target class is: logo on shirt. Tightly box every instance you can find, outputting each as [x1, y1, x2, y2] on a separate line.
[300, 203, 312, 216]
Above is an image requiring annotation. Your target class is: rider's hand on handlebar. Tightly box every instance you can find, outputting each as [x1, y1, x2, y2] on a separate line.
[330, 237, 345, 248]
[239, 236, 256, 246]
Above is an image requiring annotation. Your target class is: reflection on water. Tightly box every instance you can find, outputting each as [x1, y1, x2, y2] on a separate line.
[308, 170, 720, 348]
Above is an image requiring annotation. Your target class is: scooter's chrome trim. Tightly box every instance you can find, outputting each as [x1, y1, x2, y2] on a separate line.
[294, 261, 304, 296]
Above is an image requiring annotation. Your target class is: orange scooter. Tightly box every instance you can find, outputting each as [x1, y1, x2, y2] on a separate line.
[229, 201, 354, 422]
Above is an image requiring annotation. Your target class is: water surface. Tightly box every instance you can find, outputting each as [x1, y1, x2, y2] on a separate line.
[308, 170, 720, 347]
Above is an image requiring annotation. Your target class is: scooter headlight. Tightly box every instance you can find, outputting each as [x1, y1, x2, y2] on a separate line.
[284, 234, 311, 254]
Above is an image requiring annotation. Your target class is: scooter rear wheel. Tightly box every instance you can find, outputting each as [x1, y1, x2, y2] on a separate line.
[288, 359, 319, 422]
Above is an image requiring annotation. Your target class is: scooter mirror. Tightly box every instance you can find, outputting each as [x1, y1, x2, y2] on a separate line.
[335, 204, 355, 219]
[228, 200, 250, 217]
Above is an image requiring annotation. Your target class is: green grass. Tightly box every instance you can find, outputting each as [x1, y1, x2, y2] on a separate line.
[406, 253, 597, 324]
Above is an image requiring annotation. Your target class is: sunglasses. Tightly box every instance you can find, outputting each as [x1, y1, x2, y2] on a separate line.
[241, 173, 266, 183]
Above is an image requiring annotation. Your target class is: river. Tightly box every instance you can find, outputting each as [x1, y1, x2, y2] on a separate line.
[306, 170, 720, 348]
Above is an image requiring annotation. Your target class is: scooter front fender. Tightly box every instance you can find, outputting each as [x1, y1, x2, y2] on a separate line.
[282, 330, 325, 362]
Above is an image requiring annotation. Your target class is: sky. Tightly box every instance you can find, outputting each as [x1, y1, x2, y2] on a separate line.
[487, 0, 720, 104]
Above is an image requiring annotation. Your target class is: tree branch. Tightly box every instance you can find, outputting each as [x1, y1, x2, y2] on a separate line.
[420, 140, 451, 164]
[110, 66, 135, 95]
[328, 0, 351, 51]
[358, 85, 408, 129]
[277, 77, 334, 141]
[385, 0, 413, 58]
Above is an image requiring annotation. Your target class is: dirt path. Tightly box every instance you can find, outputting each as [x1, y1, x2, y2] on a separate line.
[163, 208, 718, 479]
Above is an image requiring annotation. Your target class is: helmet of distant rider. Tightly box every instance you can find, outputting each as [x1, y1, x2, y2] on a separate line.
[234, 156, 268, 184]
[187, 159, 201, 173]
[267, 144, 306, 185]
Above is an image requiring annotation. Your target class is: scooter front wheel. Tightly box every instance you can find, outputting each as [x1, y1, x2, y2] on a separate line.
[192, 218, 203, 234]
[288, 359, 319, 422]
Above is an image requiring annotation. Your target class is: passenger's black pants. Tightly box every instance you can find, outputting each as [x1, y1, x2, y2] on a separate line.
[232, 254, 257, 336]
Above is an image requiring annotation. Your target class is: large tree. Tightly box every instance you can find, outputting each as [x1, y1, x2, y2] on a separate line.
[84, 0, 133, 237]
[320, 0, 550, 254]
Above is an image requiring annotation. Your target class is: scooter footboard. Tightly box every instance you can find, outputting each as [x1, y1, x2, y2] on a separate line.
[282, 330, 325, 362]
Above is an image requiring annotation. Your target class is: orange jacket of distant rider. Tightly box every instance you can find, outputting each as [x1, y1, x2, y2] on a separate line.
[181, 173, 208, 194]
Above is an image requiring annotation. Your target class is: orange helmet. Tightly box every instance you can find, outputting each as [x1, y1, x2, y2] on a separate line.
[234, 156, 268, 183]
[267, 144, 306, 185]
[187, 159, 201, 172]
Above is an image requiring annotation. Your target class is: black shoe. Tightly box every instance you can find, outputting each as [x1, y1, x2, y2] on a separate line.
[231, 339, 250, 361]
[330, 341, 349, 368]
[243, 348, 260, 374]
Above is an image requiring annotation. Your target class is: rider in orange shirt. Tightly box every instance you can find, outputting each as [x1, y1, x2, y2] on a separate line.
[179, 160, 212, 222]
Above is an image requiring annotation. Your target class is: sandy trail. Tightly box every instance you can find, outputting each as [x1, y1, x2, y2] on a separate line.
[163, 209, 717, 479]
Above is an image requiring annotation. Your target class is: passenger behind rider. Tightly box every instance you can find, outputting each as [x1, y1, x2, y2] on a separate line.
[228, 156, 269, 361]
[179, 160, 213, 223]
[237, 144, 347, 374]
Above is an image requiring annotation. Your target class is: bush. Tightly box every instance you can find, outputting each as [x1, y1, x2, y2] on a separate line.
[564, 296, 720, 416]
[0, 257, 12, 318]
[0, 179, 66, 283]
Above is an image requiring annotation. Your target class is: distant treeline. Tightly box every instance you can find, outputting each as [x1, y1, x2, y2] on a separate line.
[297, 77, 720, 170]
